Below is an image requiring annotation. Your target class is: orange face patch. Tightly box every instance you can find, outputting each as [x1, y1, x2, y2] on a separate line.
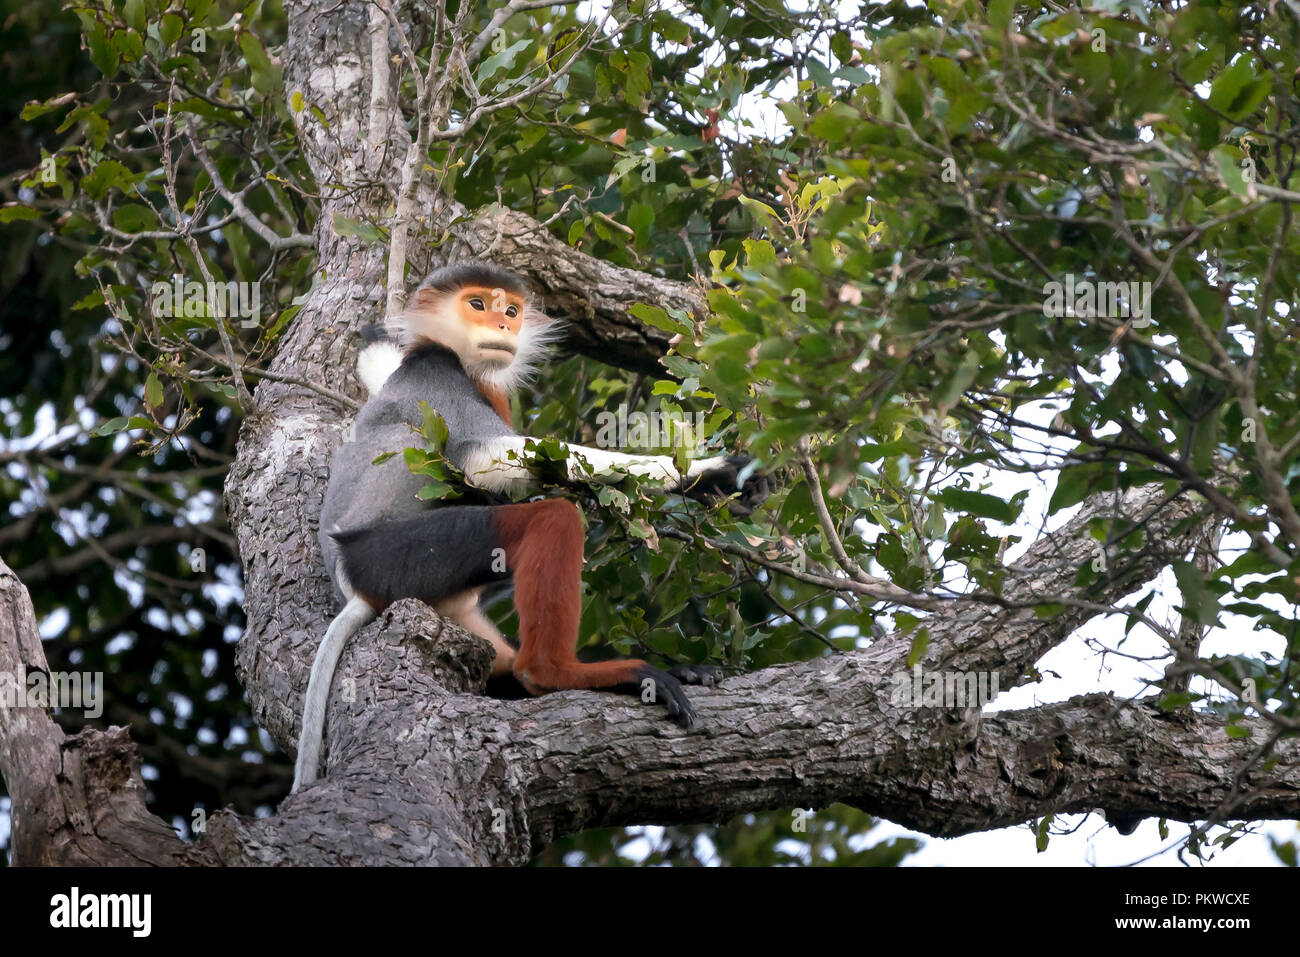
[455, 285, 525, 334]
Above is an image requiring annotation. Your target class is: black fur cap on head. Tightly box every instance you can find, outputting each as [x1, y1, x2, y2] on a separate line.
[417, 262, 529, 297]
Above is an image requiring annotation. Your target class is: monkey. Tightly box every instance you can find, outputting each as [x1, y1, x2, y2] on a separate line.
[292, 262, 767, 791]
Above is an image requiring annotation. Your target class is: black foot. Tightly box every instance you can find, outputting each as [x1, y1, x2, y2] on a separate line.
[668, 663, 724, 688]
[615, 664, 724, 727]
[485, 671, 531, 700]
[616, 666, 694, 728]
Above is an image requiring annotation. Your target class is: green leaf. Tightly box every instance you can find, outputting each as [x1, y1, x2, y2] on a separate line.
[835, 66, 874, 85]
[1212, 146, 1251, 197]
[606, 154, 642, 187]
[476, 37, 531, 84]
[91, 416, 129, 436]
[1124, 592, 1155, 636]
[737, 195, 779, 222]
[1035, 815, 1053, 853]
[170, 97, 247, 126]
[934, 349, 982, 412]
[938, 488, 1022, 524]
[81, 160, 133, 200]
[86, 24, 119, 76]
[416, 482, 458, 501]
[160, 14, 183, 48]
[807, 102, 859, 144]
[743, 238, 777, 272]
[239, 32, 282, 95]
[111, 204, 155, 233]
[419, 401, 450, 452]
[830, 31, 852, 65]
[123, 0, 147, 33]
[905, 627, 930, 668]
[1047, 463, 1114, 514]
[0, 205, 40, 223]
[807, 58, 834, 87]
[630, 302, 690, 336]
[1172, 560, 1220, 626]
[1209, 57, 1269, 120]
[331, 212, 387, 244]
[112, 29, 144, 63]
[71, 291, 105, 311]
[21, 94, 76, 121]
[145, 373, 164, 408]
[224, 222, 254, 282]
[627, 202, 654, 242]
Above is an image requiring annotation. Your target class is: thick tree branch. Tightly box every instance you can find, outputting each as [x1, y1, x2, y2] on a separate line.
[507, 684, 1300, 841]
[450, 208, 702, 375]
[207, 634, 1299, 863]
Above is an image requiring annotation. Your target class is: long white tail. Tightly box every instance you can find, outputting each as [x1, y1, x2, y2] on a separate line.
[292, 596, 377, 792]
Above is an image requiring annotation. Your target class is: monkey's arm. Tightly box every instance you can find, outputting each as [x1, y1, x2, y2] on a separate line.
[458, 435, 769, 514]
[457, 434, 732, 494]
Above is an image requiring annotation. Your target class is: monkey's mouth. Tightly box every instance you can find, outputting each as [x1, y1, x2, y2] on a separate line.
[479, 340, 517, 357]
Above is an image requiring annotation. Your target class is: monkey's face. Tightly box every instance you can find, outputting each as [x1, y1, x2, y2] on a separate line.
[455, 285, 525, 371]
[406, 276, 553, 391]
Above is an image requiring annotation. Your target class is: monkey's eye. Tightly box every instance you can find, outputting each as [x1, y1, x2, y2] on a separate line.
[505, 305, 519, 318]
[468, 297, 486, 311]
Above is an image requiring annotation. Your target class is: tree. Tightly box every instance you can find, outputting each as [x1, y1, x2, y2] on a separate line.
[1, 0, 1297, 866]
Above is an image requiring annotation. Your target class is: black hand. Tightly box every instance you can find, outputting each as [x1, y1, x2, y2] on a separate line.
[683, 455, 771, 515]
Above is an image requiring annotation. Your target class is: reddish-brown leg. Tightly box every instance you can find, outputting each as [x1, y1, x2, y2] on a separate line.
[492, 498, 710, 725]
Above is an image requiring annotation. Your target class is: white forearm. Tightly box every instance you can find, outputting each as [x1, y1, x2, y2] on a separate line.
[461, 435, 729, 494]
[565, 444, 680, 484]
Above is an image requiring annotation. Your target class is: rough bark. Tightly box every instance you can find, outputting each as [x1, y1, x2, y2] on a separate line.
[3, 0, 1296, 868]
[451, 209, 700, 374]
[0, 559, 214, 865]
